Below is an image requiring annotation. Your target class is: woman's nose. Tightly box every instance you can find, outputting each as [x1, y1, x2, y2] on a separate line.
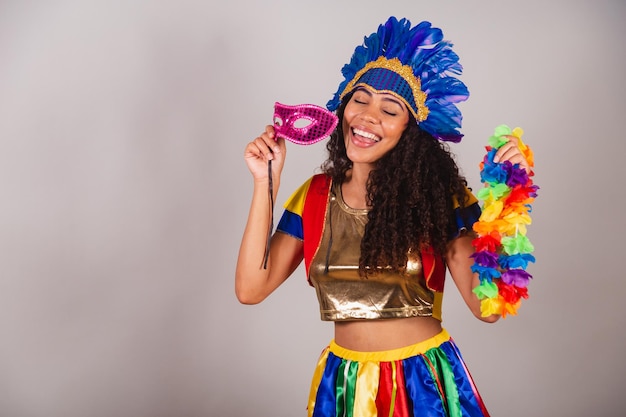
[359, 105, 378, 124]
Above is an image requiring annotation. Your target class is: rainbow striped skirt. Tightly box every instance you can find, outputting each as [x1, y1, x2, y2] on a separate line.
[307, 329, 490, 417]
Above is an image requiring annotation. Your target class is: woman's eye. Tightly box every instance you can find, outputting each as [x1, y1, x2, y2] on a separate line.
[383, 110, 397, 116]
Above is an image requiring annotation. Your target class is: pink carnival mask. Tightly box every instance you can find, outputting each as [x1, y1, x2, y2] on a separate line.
[273, 102, 338, 145]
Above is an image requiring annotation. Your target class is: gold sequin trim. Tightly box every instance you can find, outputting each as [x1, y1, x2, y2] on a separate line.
[339, 56, 429, 122]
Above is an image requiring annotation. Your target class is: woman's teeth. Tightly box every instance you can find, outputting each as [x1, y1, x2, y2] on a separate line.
[353, 128, 380, 142]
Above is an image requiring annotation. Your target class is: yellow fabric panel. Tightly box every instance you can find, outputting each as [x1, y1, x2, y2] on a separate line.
[432, 291, 443, 321]
[283, 176, 313, 216]
[307, 346, 330, 417]
[452, 186, 478, 209]
[329, 329, 450, 362]
[353, 360, 379, 416]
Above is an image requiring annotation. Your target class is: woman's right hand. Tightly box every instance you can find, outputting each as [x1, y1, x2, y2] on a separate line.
[244, 125, 287, 181]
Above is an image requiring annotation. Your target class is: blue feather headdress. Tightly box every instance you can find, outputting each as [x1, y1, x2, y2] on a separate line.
[327, 17, 469, 142]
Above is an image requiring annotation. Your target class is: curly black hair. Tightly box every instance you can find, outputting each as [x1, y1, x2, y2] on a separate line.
[321, 96, 470, 276]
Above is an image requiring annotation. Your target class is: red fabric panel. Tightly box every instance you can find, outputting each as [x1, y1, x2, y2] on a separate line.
[393, 360, 410, 417]
[376, 361, 393, 416]
[302, 174, 331, 280]
[375, 361, 411, 417]
[420, 247, 445, 292]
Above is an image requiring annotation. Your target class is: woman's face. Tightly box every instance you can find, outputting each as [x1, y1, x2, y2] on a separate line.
[342, 88, 410, 166]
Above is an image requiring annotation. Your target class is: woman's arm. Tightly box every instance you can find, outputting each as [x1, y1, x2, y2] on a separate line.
[235, 125, 304, 304]
[235, 197, 303, 304]
[446, 234, 500, 323]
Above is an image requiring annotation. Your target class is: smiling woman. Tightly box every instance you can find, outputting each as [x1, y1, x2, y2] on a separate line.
[236, 16, 531, 416]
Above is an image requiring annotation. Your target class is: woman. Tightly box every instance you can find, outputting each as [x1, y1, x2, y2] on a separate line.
[236, 17, 530, 416]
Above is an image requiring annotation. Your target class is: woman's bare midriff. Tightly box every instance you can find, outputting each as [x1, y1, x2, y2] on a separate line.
[333, 316, 443, 351]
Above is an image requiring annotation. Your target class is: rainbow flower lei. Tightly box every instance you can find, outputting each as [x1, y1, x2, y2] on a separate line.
[471, 125, 539, 318]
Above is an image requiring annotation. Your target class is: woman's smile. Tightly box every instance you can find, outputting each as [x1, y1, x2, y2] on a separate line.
[352, 127, 380, 143]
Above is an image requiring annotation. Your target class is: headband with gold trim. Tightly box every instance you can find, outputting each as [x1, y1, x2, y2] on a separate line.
[327, 17, 469, 142]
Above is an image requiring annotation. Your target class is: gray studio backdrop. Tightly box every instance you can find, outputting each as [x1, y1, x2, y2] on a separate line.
[1, 1, 625, 416]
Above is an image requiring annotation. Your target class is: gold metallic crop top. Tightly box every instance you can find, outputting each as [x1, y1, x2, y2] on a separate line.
[308, 182, 443, 321]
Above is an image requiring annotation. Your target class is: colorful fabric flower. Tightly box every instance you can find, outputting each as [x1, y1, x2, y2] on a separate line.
[471, 125, 538, 318]
[501, 234, 535, 255]
[470, 264, 501, 282]
[506, 165, 530, 188]
[470, 250, 499, 269]
[498, 253, 536, 269]
[472, 232, 501, 252]
[473, 281, 499, 299]
[501, 269, 532, 287]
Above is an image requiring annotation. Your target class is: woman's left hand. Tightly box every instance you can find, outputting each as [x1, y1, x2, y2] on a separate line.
[493, 135, 531, 173]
